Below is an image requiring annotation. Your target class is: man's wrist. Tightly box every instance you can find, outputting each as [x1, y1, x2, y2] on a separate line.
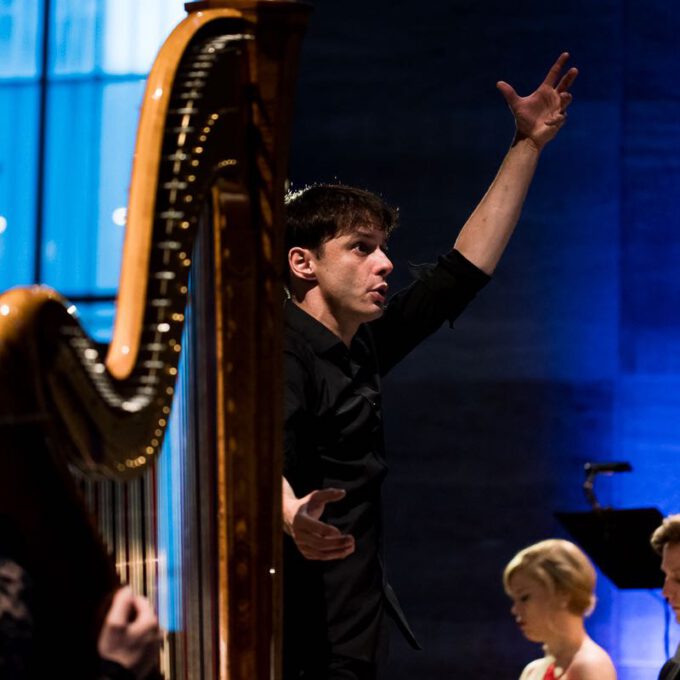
[511, 131, 543, 154]
[282, 496, 298, 536]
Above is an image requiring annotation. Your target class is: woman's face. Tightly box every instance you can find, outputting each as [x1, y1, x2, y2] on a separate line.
[507, 569, 563, 643]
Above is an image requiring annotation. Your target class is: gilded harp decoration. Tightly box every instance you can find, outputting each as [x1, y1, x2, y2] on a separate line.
[0, 1, 310, 679]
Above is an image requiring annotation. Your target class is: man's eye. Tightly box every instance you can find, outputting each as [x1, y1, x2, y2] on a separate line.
[353, 242, 370, 254]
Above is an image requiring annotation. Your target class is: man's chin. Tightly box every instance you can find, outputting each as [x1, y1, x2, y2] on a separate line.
[366, 304, 385, 320]
[351, 302, 385, 326]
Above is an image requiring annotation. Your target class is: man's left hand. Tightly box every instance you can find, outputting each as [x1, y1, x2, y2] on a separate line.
[496, 52, 578, 151]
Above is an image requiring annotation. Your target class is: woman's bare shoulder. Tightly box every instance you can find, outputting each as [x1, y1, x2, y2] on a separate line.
[567, 638, 616, 680]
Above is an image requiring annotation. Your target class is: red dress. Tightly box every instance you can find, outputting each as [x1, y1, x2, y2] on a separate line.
[543, 664, 558, 680]
[519, 655, 563, 680]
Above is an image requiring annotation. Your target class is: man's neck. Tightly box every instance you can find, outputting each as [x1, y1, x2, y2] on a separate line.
[292, 295, 358, 347]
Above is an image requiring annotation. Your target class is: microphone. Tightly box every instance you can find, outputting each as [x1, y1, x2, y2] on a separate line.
[582, 461, 632, 510]
[584, 461, 632, 475]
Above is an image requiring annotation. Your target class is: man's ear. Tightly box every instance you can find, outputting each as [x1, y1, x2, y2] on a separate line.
[288, 247, 317, 282]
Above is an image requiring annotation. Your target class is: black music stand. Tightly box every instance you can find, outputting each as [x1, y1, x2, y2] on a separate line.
[556, 507, 664, 589]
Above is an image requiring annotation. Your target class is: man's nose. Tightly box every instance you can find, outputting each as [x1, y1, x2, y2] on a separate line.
[376, 250, 393, 276]
[663, 578, 672, 600]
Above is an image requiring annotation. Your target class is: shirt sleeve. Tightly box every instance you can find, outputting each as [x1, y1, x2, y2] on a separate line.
[282, 348, 311, 481]
[369, 248, 490, 375]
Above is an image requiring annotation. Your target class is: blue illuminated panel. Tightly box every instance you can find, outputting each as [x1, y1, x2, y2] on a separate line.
[39, 79, 144, 295]
[102, 0, 186, 75]
[49, 0, 98, 76]
[96, 80, 146, 290]
[0, 84, 40, 289]
[41, 80, 101, 293]
[0, 1, 42, 80]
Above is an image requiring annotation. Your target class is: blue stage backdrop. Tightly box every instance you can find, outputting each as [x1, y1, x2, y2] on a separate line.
[1, 1, 679, 679]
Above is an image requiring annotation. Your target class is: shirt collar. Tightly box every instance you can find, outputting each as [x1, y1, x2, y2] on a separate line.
[284, 299, 346, 356]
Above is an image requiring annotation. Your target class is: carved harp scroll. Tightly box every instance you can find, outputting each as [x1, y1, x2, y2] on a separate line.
[0, 1, 311, 678]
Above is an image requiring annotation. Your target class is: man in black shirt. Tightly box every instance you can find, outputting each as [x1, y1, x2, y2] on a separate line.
[651, 515, 680, 680]
[282, 53, 578, 679]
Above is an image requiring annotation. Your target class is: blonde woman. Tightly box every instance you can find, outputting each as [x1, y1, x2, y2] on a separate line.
[503, 539, 616, 680]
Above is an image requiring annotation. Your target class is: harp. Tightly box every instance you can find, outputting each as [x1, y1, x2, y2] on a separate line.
[0, 1, 310, 678]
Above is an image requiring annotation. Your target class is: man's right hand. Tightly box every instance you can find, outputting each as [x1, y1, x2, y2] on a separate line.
[282, 481, 355, 561]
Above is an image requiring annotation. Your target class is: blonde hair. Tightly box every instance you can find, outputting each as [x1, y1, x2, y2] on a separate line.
[503, 539, 596, 616]
[650, 514, 680, 555]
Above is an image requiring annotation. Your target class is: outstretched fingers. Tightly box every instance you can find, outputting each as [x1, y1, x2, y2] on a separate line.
[294, 514, 355, 560]
[556, 66, 579, 93]
[496, 80, 519, 108]
[291, 487, 355, 560]
[306, 488, 346, 515]
[543, 51, 571, 88]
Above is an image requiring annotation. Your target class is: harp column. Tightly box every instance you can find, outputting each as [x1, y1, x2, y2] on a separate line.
[187, 1, 312, 678]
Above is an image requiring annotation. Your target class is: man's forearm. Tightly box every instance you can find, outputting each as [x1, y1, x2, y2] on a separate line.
[453, 136, 541, 275]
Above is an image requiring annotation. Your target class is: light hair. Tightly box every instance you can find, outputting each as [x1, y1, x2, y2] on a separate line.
[503, 539, 596, 617]
[650, 514, 680, 555]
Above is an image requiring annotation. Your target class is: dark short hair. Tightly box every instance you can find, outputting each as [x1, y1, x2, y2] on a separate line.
[284, 183, 398, 255]
[651, 514, 680, 554]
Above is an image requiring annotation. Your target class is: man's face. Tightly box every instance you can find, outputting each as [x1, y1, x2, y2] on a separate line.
[661, 542, 680, 622]
[311, 224, 393, 327]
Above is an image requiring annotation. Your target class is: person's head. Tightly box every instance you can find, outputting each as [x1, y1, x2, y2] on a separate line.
[285, 184, 398, 333]
[651, 514, 680, 622]
[503, 539, 596, 643]
[285, 183, 398, 259]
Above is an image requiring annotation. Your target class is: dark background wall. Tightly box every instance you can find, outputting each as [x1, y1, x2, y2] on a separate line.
[288, 2, 680, 678]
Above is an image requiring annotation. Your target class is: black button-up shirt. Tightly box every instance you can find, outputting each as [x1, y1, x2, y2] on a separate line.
[283, 249, 490, 667]
[659, 644, 680, 680]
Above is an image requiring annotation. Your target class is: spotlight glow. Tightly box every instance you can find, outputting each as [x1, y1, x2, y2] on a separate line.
[112, 207, 127, 226]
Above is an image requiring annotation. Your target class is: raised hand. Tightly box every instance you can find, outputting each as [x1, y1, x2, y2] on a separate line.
[496, 52, 578, 150]
[283, 485, 355, 561]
